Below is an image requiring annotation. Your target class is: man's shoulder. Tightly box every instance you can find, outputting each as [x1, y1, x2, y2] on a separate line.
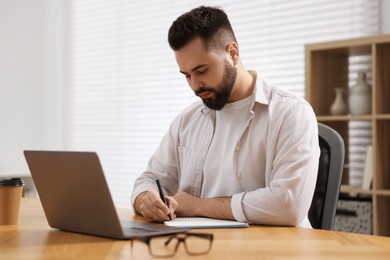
[258, 76, 310, 109]
[255, 75, 315, 118]
[255, 73, 308, 108]
[270, 85, 308, 106]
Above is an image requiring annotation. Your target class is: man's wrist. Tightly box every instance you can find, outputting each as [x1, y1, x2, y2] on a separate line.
[134, 191, 147, 215]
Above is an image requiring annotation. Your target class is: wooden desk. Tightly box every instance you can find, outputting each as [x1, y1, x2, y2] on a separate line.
[1, 199, 390, 259]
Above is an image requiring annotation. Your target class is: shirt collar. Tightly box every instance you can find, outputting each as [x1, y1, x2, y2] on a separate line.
[251, 70, 271, 106]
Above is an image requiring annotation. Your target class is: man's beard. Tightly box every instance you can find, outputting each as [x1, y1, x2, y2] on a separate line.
[195, 59, 237, 110]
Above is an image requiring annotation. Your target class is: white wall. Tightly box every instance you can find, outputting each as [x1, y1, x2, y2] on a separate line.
[0, 0, 389, 178]
[0, 0, 66, 177]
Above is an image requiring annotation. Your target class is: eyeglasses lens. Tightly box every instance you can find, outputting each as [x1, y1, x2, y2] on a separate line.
[184, 235, 212, 254]
[148, 234, 212, 257]
[149, 236, 177, 257]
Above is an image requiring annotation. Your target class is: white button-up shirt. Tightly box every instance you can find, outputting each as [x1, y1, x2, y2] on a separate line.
[131, 71, 320, 227]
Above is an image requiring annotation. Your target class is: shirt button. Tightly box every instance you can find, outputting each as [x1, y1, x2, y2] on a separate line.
[236, 172, 241, 178]
[235, 146, 240, 151]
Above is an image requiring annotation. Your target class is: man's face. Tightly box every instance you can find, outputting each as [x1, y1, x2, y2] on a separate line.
[175, 37, 237, 110]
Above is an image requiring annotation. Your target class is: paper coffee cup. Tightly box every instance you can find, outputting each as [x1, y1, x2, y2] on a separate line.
[0, 178, 24, 225]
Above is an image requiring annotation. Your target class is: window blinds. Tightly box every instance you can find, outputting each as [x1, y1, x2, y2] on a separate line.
[68, 0, 379, 208]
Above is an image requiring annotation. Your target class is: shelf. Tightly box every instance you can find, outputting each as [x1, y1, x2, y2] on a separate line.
[305, 35, 389, 52]
[375, 114, 390, 120]
[340, 185, 373, 195]
[340, 186, 390, 196]
[317, 115, 372, 121]
[305, 34, 390, 237]
[376, 190, 390, 196]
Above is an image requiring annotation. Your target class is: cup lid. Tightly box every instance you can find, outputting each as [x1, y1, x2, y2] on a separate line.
[0, 178, 25, 187]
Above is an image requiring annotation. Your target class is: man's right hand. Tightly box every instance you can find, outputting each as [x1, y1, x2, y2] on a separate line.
[134, 190, 178, 222]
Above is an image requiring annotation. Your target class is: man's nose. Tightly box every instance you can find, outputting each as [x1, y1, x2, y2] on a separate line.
[191, 77, 203, 90]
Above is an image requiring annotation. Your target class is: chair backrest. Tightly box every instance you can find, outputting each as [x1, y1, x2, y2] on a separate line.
[308, 123, 345, 230]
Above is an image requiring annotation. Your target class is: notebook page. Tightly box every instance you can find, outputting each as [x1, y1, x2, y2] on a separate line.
[164, 217, 249, 229]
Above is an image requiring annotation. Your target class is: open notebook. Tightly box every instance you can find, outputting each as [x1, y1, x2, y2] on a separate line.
[164, 217, 249, 229]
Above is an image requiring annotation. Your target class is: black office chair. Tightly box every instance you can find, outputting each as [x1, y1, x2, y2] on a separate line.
[308, 123, 345, 230]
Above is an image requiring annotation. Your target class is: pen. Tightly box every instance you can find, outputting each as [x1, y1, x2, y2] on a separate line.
[155, 178, 172, 220]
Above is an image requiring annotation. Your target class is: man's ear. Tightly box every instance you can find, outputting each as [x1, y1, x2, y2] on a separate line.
[226, 42, 239, 65]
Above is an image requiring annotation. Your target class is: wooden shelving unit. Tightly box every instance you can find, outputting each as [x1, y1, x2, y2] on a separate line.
[305, 34, 390, 236]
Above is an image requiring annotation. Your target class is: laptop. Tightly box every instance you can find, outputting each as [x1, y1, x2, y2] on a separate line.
[23, 150, 187, 240]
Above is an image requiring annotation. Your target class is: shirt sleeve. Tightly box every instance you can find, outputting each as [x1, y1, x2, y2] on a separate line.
[231, 100, 320, 226]
[130, 115, 181, 213]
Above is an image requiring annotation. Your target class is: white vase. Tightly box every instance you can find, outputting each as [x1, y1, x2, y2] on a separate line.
[330, 88, 348, 115]
[349, 72, 371, 115]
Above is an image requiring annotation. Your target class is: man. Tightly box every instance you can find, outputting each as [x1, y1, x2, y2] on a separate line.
[131, 6, 320, 228]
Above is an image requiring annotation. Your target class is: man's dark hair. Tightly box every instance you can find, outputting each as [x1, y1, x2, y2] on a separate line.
[168, 6, 237, 52]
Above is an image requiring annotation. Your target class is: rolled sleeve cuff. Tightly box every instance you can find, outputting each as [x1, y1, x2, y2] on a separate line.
[231, 192, 248, 223]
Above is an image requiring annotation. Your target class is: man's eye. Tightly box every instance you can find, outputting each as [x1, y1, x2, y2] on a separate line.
[197, 69, 207, 74]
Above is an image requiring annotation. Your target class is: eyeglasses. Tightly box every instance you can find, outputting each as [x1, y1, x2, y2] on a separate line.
[133, 232, 214, 257]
